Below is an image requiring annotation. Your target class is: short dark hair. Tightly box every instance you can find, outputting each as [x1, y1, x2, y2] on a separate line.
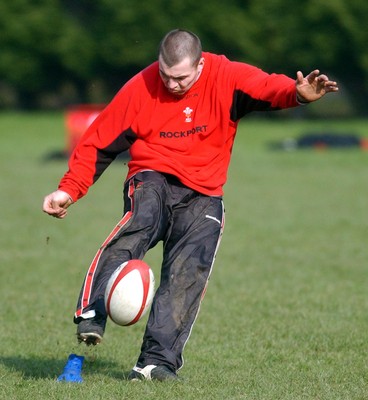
[158, 29, 202, 67]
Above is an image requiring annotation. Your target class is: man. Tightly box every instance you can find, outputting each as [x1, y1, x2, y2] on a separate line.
[42, 29, 338, 381]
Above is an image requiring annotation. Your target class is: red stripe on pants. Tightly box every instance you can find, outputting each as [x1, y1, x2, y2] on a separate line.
[75, 179, 136, 318]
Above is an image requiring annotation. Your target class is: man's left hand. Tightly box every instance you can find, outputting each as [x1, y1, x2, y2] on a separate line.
[296, 69, 339, 103]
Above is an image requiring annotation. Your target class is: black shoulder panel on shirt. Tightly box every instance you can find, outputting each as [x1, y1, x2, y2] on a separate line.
[230, 89, 279, 122]
[93, 128, 137, 183]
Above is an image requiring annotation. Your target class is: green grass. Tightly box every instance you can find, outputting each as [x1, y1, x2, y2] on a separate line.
[1, 112, 368, 399]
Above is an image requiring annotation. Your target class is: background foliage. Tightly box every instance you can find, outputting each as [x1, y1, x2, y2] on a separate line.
[0, 0, 367, 114]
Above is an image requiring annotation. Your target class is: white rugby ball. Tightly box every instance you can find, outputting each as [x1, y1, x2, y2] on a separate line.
[104, 259, 155, 326]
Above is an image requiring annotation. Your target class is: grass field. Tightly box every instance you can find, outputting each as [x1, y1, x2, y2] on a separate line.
[1, 112, 367, 399]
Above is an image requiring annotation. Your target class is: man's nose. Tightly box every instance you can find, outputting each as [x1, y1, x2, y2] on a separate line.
[166, 78, 178, 89]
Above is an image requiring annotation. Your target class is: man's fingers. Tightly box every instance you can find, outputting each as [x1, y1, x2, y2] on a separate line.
[296, 71, 304, 84]
[317, 74, 328, 82]
[306, 69, 319, 84]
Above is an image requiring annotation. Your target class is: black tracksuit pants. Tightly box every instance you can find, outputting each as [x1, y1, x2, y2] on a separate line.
[75, 171, 224, 372]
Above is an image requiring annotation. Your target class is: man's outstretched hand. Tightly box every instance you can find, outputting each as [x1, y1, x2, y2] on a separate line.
[296, 69, 339, 103]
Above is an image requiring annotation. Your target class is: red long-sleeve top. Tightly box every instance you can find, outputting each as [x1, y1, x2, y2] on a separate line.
[59, 52, 298, 201]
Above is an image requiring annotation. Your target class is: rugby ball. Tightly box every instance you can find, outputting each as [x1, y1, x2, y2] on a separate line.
[104, 260, 155, 326]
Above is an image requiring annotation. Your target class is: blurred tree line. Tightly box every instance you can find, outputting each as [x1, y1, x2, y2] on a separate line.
[0, 0, 367, 115]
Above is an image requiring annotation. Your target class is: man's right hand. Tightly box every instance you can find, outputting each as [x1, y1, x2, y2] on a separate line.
[42, 190, 73, 219]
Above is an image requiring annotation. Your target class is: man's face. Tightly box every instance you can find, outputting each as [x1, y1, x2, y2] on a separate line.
[158, 56, 204, 96]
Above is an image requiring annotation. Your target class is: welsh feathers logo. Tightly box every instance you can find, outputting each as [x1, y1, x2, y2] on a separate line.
[183, 107, 193, 123]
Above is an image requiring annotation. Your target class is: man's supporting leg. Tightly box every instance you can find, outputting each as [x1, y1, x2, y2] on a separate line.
[133, 194, 224, 374]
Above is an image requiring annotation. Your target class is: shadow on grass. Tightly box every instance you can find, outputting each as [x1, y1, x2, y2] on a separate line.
[0, 355, 132, 381]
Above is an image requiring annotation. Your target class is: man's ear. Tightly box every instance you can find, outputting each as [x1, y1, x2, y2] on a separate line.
[198, 57, 205, 72]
